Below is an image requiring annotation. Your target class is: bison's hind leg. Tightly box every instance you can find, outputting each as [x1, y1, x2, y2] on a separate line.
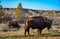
[37, 29, 42, 36]
[25, 27, 30, 37]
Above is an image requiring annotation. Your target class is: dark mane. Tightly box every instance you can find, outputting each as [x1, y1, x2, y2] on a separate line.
[31, 16, 44, 18]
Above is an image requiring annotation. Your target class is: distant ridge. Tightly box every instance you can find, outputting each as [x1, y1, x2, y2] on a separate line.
[3, 8, 60, 14]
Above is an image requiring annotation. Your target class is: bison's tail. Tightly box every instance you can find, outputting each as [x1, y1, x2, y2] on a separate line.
[24, 19, 29, 28]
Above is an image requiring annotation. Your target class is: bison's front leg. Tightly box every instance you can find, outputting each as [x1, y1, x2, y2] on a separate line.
[25, 27, 30, 37]
[25, 28, 26, 37]
[37, 29, 42, 36]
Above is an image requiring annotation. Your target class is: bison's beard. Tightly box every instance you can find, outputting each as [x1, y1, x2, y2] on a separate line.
[47, 27, 51, 30]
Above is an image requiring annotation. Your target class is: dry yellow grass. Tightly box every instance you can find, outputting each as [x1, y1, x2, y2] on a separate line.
[0, 24, 60, 39]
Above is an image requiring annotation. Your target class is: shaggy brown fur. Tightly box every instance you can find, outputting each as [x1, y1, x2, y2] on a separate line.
[24, 16, 52, 36]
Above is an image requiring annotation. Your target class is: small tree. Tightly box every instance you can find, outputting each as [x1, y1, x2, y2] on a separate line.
[0, 5, 5, 20]
[15, 3, 23, 21]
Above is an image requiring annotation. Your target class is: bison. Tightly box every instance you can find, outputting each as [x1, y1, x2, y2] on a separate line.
[3, 20, 21, 32]
[8, 20, 21, 29]
[24, 16, 53, 36]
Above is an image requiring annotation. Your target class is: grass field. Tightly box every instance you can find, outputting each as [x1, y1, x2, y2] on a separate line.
[0, 24, 60, 39]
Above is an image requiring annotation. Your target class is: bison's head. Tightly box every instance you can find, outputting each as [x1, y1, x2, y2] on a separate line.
[46, 19, 53, 30]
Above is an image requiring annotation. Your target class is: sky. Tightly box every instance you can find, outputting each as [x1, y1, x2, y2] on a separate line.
[0, 0, 60, 10]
